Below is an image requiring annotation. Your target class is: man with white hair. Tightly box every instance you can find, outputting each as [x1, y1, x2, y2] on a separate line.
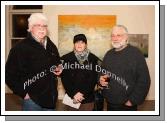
[99, 25, 150, 111]
[6, 13, 62, 111]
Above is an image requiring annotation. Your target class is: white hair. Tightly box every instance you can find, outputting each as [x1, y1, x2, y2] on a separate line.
[111, 25, 129, 45]
[112, 25, 128, 34]
[27, 13, 48, 32]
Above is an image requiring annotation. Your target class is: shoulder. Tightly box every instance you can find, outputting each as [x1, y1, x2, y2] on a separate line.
[47, 37, 57, 48]
[103, 49, 113, 58]
[61, 51, 74, 60]
[128, 45, 140, 52]
[7, 39, 30, 60]
[10, 38, 28, 52]
[88, 52, 101, 64]
[89, 52, 99, 60]
[127, 45, 144, 57]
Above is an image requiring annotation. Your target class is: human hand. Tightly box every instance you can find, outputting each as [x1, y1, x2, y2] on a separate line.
[73, 92, 85, 103]
[53, 64, 63, 76]
[24, 93, 30, 100]
[99, 75, 109, 87]
[125, 100, 132, 106]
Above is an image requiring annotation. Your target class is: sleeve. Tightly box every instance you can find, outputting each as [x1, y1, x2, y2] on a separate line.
[47, 39, 61, 65]
[54, 45, 62, 65]
[52, 45, 62, 65]
[61, 70, 79, 98]
[60, 58, 78, 98]
[80, 64, 98, 97]
[5, 48, 26, 98]
[97, 52, 109, 86]
[101, 53, 108, 69]
[128, 52, 151, 105]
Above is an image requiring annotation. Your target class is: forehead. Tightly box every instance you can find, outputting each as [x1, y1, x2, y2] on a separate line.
[32, 20, 47, 25]
[29, 19, 47, 25]
[112, 27, 126, 34]
[74, 40, 86, 44]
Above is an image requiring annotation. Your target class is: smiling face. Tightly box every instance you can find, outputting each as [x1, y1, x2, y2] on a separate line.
[30, 20, 48, 42]
[74, 41, 87, 53]
[111, 26, 128, 49]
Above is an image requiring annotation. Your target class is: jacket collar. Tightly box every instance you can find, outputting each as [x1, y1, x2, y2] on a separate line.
[26, 32, 49, 50]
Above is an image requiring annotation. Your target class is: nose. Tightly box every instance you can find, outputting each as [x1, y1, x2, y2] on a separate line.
[78, 42, 83, 46]
[38, 26, 45, 30]
[77, 45, 82, 48]
[112, 36, 118, 41]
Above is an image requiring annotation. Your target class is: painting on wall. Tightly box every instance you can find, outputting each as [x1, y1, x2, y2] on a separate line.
[128, 34, 149, 57]
[58, 15, 116, 59]
[58, 15, 148, 59]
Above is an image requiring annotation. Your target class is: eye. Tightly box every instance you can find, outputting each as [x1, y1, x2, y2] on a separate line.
[111, 35, 115, 37]
[33, 24, 47, 28]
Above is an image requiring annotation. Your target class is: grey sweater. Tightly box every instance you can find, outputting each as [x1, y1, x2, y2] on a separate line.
[101, 44, 150, 105]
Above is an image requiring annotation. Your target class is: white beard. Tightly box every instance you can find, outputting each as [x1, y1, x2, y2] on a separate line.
[112, 40, 127, 49]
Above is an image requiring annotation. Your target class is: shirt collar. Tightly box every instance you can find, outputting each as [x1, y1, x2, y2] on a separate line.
[31, 33, 47, 49]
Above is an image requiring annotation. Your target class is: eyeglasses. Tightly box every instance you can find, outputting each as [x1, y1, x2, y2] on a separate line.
[33, 24, 48, 28]
[111, 34, 125, 38]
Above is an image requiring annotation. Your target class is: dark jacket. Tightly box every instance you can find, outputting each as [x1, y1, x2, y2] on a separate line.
[61, 51, 99, 104]
[101, 44, 150, 105]
[5, 33, 61, 108]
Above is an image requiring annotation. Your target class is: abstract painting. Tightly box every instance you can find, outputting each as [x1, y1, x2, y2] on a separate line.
[58, 15, 116, 59]
[128, 34, 149, 57]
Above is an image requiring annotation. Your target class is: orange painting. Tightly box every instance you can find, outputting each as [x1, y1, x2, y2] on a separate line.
[58, 15, 116, 59]
[59, 15, 116, 28]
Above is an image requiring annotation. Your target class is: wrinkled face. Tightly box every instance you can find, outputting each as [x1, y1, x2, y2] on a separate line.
[111, 27, 128, 49]
[30, 20, 48, 42]
[74, 41, 87, 52]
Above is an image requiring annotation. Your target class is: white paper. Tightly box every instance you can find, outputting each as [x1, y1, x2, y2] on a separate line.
[62, 93, 81, 109]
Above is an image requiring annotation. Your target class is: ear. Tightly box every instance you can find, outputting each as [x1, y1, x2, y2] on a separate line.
[85, 44, 88, 48]
[125, 34, 128, 40]
[27, 24, 33, 32]
[126, 40, 129, 44]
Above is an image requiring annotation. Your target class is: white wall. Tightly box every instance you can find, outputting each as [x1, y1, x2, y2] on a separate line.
[43, 5, 155, 100]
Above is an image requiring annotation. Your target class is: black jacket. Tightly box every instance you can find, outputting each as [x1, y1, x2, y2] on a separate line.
[61, 51, 99, 104]
[5, 33, 61, 108]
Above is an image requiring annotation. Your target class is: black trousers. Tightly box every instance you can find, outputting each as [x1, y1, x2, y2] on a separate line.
[107, 102, 137, 111]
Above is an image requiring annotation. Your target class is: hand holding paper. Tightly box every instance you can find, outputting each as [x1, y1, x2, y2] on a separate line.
[62, 94, 81, 109]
